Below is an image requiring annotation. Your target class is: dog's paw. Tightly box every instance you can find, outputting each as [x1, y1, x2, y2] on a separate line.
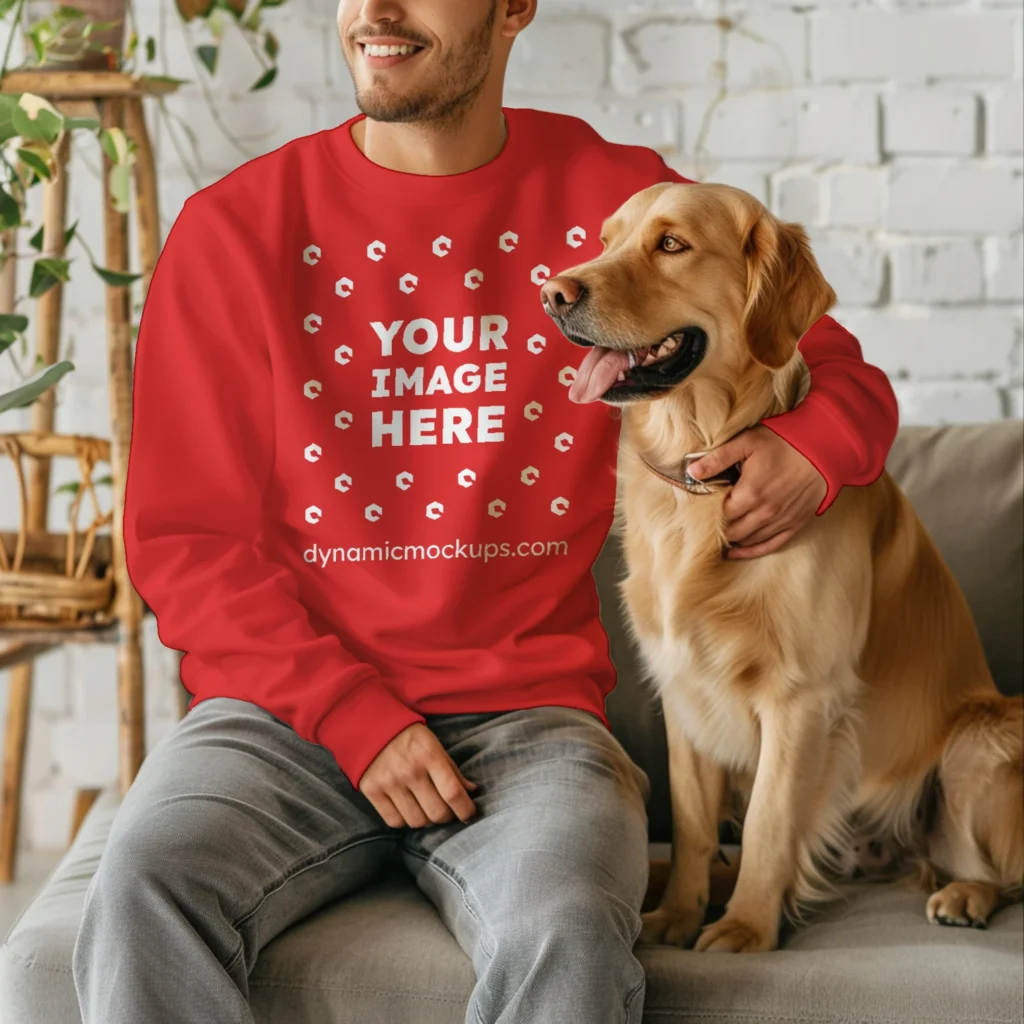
[638, 907, 704, 947]
[926, 882, 993, 929]
[694, 914, 777, 953]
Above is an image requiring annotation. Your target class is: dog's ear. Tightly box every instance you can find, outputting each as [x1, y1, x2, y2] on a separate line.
[740, 212, 837, 370]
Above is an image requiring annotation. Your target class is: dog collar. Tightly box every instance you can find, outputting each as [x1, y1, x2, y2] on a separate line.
[637, 448, 742, 495]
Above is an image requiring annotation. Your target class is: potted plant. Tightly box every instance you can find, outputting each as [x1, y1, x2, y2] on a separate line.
[0, 0, 291, 428]
[0, 0, 293, 618]
[18, 0, 128, 70]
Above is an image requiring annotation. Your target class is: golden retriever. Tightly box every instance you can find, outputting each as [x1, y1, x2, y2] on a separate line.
[541, 181, 1023, 952]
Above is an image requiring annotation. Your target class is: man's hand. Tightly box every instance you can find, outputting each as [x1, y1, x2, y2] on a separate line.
[687, 426, 827, 560]
[359, 723, 478, 829]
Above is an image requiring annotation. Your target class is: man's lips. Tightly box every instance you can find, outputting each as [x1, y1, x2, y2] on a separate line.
[358, 39, 427, 69]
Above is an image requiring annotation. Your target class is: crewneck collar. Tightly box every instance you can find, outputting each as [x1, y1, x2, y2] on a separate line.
[320, 107, 530, 204]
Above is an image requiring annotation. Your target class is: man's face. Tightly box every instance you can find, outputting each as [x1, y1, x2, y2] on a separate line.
[337, 1, 501, 124]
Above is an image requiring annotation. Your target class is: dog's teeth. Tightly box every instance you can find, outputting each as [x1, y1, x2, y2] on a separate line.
[627, 351, 637, 369]
[617, 370, 626, 381]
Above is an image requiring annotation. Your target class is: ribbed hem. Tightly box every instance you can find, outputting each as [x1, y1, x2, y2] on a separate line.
[316, 680, 426, 788]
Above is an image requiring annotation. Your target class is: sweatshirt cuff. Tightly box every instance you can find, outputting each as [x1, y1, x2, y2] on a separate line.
[316, 679, 426, 789]
[761, 399, 865, 516]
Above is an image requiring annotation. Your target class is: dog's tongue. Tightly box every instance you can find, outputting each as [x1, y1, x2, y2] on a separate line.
[569, 346, 631, 404]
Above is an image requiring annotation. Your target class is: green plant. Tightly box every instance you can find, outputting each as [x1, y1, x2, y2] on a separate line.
[0, 88, 139, 410]
[19, 1, 288, 91]
[0, 357, 73, 414]
[0, 0, 293, 420]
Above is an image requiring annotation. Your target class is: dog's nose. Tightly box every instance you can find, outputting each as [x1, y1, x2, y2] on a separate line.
[541, 276, 583, 316]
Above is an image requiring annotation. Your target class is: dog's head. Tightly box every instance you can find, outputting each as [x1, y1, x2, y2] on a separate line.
[542, 182, 837, 405]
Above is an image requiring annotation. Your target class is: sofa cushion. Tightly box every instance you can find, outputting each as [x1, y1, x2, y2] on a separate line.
[885, 423, 1023, 698]
[3, 787, 1022, 1024]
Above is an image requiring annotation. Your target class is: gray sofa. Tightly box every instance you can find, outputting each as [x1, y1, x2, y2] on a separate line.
[3, 422, 1022, 1024]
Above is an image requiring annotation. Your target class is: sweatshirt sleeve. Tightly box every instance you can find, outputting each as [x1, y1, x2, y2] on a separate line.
[761, 315, 899, 515]
[645, 157, 899, 515]
[124, 194, 425, 788]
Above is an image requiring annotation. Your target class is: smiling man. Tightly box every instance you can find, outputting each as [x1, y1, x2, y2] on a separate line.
[71, 3, 898, 1023]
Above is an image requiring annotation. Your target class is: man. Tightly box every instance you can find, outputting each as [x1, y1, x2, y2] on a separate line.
[72, 2, 898, 1022]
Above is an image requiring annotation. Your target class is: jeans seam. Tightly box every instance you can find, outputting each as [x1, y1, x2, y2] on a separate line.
[223, 939, 246, 975]
[404, 847, 497, 961]
[624, 974, 646, 1023]
[221, 831, 395, 973]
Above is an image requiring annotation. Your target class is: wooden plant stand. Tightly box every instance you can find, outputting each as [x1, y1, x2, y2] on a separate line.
[0, 71, 179, 881]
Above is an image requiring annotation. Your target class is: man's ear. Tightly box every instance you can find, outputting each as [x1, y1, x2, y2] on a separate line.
[741, 212, 837, 370]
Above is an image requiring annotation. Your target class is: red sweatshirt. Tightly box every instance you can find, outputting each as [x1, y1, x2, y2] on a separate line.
[125, 106, 898, 787]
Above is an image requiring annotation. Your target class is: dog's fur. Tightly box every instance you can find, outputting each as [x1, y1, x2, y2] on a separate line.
[546, 182, 1023, 952]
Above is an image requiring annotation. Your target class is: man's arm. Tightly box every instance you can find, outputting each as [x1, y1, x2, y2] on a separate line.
[763, 314, 899, 514]
[125, 195, 424, 789]
[685, 316, 897, 559]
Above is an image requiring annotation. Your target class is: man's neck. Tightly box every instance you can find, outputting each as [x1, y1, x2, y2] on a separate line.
[349, 103, 508, 178]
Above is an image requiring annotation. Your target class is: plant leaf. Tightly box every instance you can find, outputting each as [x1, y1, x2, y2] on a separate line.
[0, 189, 21, 230]
[137, 73, 190, 87]
[108, 163, 131, 213]
[99, 126, 131, 164]
[52, 6, 89, 23]
[63, 116, 100, 132]
[16, 144, 54, 181]
[29, 220, 78, 252]
[251, 66, 276, 91]
[14, 93, 63, 143]
[197, 44, 218, 74]
[91, 262, 140, 287]
[29, 257, 71, 298]
[0, 314, 29, 333]
[0, 95, 19, 143]
[0, 360, 75, 415]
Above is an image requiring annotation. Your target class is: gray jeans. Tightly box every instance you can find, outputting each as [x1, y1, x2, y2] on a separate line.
[71, 698, 652, 1024]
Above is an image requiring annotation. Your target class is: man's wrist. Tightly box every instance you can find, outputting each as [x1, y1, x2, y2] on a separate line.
[761, 402, 863, 515]
[317, 679, 426, 788]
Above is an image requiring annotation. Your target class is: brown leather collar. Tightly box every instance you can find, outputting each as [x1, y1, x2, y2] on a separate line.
[637, 448, 742, 495]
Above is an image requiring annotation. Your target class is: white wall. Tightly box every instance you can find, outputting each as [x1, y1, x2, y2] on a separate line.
[1, 0, 1021, 851]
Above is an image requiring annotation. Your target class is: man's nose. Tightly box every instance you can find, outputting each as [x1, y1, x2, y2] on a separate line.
[541, 276, 584, 316]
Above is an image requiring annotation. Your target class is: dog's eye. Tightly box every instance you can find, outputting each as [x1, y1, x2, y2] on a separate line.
[660, 235, 691, 253]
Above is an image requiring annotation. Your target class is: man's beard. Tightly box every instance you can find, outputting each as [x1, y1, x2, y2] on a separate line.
[350, 4, 497, 127]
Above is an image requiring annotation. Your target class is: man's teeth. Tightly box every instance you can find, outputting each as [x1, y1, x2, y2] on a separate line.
[364, 43, 419, 56]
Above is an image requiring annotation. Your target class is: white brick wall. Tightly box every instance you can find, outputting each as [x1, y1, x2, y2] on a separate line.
[2, 0, 1021, 852]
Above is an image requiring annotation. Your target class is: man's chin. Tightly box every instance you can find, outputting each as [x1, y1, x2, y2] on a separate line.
[355, 92, 434, 124]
